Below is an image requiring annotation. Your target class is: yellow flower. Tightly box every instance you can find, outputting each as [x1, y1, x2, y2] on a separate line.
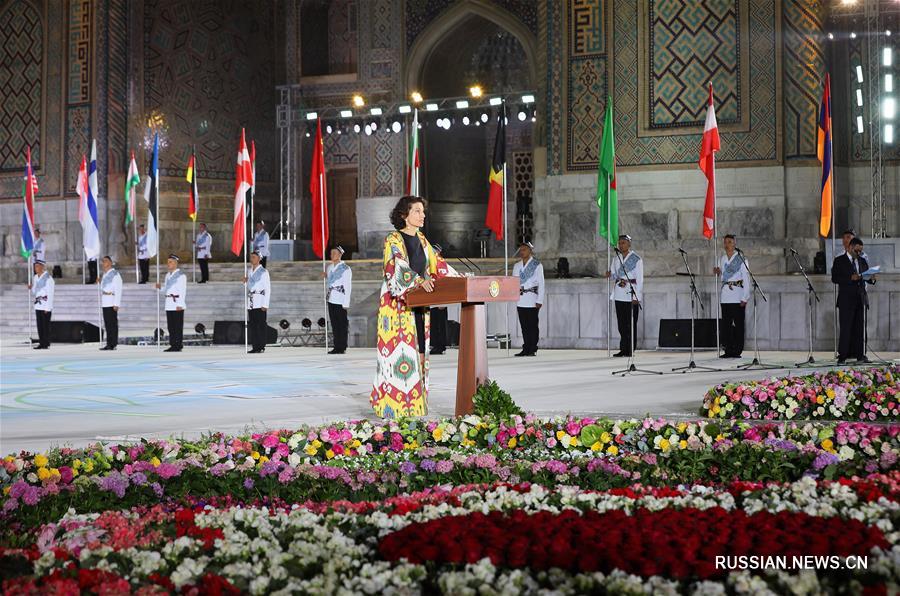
[570, 437, 579, 446]
[715, 434, 725, 441]
[462, 438, 476, 447]
[304, 445, 317, 456]
[325, 449, 335, 460]
[508, 437, 517, 448]
[658, 438, 670, 451]
[50, 468, 60, 478]
[556, 430, 566, 440]
[679, 440, 688, 450]
[606, 445, 619, 456]
[405, 440, 419, 450]
[312, 440, 323, 449]
[150, 457, 161, 467]
[257, 456, 269, 465]
[821, 439, 835, 452]
[4, 456, 14, 464]
[71, 468, 78, 477]
[3, 486, 10, 496]
[251, 451, 260, 460]
[350, 439, 361, 448]
[816, 396, 825, 405]
[83, 460, 95, 473]
[591, 441, 602, 452]
[600, 432, 612, 444]
[37, 467, 51, 481]
[826, 388, 835, 399]
[33, 454, 48, 468]
[72, 459, 82, 470]
[677, 422, 688, 433]
[432, 427, 444, 441]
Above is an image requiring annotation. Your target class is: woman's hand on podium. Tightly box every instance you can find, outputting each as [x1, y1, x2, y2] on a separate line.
[421, 279, 435, 293]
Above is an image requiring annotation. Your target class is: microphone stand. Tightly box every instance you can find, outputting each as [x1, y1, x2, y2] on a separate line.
[611, 248, 662, 376]
[790, 248, 820, 367]
[735, 248, 779, 370]
[673, 249, 719, 372]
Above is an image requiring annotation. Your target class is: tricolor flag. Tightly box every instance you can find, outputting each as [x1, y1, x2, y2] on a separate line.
[124, 151, 139, 225]
[79, 141, 101, 259]
[817, 73, 833, 238]
[231, 129, 253, 256]
[309, 119, 329, 259]
[20, 146, 39, 259]
[596, 97, 618, 247]
[186, 147, 199, 221]
[698, 84, 720, 240]
[143, 133, 160, 258]
[406, 109, 420, 195]
[485, 104, 506, 240]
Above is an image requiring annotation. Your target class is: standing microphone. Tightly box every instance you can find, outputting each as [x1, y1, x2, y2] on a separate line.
[678, 247, 687, 254]
[789, 247, 798, 255]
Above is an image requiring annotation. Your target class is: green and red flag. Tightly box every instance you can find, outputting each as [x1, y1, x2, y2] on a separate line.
[597, 96, 618, 246]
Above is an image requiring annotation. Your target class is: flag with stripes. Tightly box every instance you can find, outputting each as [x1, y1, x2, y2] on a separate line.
[698, 84, 720, 240]
[485, 104, 506, 240]
[186, 147, 198, 221]
[143, 133, 160, 258]
[20, 146, 39, 259]
[817, 73, 833, 238]
[231, 129, 253, 255]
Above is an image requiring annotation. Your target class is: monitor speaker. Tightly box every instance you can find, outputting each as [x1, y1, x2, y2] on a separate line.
[50, 321, 100, 343]
[658, 318, 718, 348]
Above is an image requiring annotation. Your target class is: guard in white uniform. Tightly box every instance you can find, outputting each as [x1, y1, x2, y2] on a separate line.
[513, 241, 544, 357]
[29, 259, 54, 349]
[137, 225, 150, 284]
[99, 256, 123, 350]
[606, 234, 643, 357]
[32, 228, 45, 263]
[326, 245, 352, 354]
[245, 250, 271, 353]
[253, 222, 270, 268]
[157, 254, 186, 351]
[714, 234, 751, 358]
[195, 223, 212, 283]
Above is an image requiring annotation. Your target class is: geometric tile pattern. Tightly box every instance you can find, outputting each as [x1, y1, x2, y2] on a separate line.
[65, 107, 91, 191]
[327, 0, 358, 74]
[405, 0, 538, 50]
[647, 0, 741, 128]
[545, 0, 565, 175]
[67, 0, 91, 104]
[324, 130, 359, 166]
[373, 130, 394, 196]
[571, 0, 603, 56]
[0, 0, 43, 171]
[782, 0, 824, 159]
[105, 0, 130, 174]
[567, 57, 607, 169]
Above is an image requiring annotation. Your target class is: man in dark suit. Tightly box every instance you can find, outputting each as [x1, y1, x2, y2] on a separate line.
[831, 237, 875, 364]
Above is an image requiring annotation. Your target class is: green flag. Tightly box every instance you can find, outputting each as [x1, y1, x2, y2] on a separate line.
[125, 151, 140, 225]
[597, 97, 618, 247]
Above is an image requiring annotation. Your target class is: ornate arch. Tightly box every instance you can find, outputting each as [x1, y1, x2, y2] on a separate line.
[404, 0, 537, 95]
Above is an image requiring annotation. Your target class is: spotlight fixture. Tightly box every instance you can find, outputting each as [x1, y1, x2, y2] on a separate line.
[850, 32, 857, 39]
[856, 115, 864, 133]
[827, 32, 835, 40]
[370, 107, 383, 116]
[856, 65, 864, 83]
[317, 317, 326, 328]
[884, 97, 896, 119]
[194, 323, 206, 335]
[425, 102, 439, 111]
[352, 95, 365, 107]
[301, 318, 312, 329]
[364, 123, 373, 135]
[462, 115, 471, 126]
[884, 47, 893, 67]
[521, 94, 535, 104]
[398, 105, 412, 114]
[371, 121, 379, 132]
[306, 112, 318, 120]
[517, 108, 527, 121]
[305, 131, 311, 138]
[410, 91, 423, 103]
[353, 123, 361, 133]
[489, 97, 503, 106]
[886, 124, 894, 144]
[279, 319, 290, 330]
[391, 121, 402, 133]
[887, 74, 894, 93]
[469, 85, 483, 98]
[857, 89, 864, 107]
[480, 112, 489, 123]
[340, 109, 353, 118]
[455, 100, 469, 109]
[325, 124, 333, 134]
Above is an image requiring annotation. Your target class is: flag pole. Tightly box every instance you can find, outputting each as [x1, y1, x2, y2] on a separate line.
[27, 255, 34, 346]
[321, 171, 328, 354]
[133, 201, 139, 284]
[97, 266, 104, 349]
[156, 184, 161, 352]
[606, 174, 611, 358]
[713, 150, 720, 358]
[244, 212, 248, 354]
[503, 160, 510, 355]
[192, 219, 196, 284]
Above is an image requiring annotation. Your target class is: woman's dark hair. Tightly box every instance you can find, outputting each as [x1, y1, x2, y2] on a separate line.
[390, 195, 427, 230]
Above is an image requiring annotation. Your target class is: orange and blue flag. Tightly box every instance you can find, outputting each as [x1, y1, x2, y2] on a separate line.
[817, 73, 833, 238]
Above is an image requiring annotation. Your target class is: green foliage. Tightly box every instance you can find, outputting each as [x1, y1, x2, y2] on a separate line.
[472, 380, 524, 420]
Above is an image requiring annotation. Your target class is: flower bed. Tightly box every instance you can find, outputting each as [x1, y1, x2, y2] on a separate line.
[701, 365, 899, 421]
[2, 477, 899, 594]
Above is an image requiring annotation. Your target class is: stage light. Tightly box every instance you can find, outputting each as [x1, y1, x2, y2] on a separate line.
[352, 95, 365, 107]
[455, 100, 469, 109]
[398, 105, 412, 114]
[462, 115, 470, 125]
[489, 97, 502, 106]
[522, 94, 535, 104]
[325, 124, 333, 134]
[887, 30, 892, 37]
[370, 107, 383, 116]
[857, 89, 864, 106]
[306, 112, 318, 120]
[841, 0, 856, 4]
[469, 85, 483, 98]
[856, 65, 864, 83]
[302, 318, 312, 329]
[856, 115, 864, 133]
[883, 97, 896, 119]
[317, 317, 326, 328]
[353, 123, 361, 133]
[884, 47, 893, 66]
[391, 121, 402, 133]
[371, 120, 379, 131]
[480, 112, 489, 123]
[410, 91, 423, 103]
[850, 32, 857, 39]
[425, 102, 439, 111]
[364, 123, 372, 135]
[340, 109, 353, 118]
[279, 319, 290, 330]
[305, 131, 311, 137]
[827, 32, 835, 40]
[887, 74, 894, 93]
[886, 124, 895, 144]
[194, 323, 205, 335]
[517, 109, 527, 121]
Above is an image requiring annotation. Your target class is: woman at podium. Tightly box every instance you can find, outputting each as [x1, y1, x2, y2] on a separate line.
[370, 196, 459, 418]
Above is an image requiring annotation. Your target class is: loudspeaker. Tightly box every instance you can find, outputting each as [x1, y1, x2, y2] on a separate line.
[213, 320, 244, 344]
[658, 319, 718, 348]
[447, 320, 460, 347]
[51, 321, 100, 343]
[265, 325, 278, 345]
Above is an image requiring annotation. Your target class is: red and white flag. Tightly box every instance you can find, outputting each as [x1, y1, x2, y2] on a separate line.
[231, 128, 253, 255]
[309, 119, 329, 259]
[698, 84, 720, 240]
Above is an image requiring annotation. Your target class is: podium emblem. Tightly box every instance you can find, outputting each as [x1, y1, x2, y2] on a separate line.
[488, 280, 500, 297]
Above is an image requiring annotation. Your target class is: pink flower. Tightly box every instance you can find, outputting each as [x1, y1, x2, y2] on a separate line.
[261, 435, 280, 449]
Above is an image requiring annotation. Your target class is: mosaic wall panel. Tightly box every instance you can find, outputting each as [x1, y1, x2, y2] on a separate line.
[64, 106, 90, 191]
[67, 0, 91, 104]
[372, 130, 395, 196]
[545, 0, 565, 175]
[567, 57, 607, 169]
[406, 0, 538, 49]
[105, 0, 129, 174]
[782, 0, 824, 159]
[328, 0, 358, 75]
[324, 130, 359, 166]
[143, 0, 280, 181]
[0, 0, 43, 171]
[641, 0, 746, 131]
[570, 0, 603, 56]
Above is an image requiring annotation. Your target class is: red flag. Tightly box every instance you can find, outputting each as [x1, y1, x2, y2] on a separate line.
[231, 129, 253, 256]
[698, 84, 720, 240]
[309, 119, 329, 259]
[485, 105, 506, 240]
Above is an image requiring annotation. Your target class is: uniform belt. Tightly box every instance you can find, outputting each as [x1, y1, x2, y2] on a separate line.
[102, 291, 115, 296]
[330, 285, 345, 294]
[616, 279, 636, 288]
[166, 294, 179, 299]
[723, 280, 744, 288]
[250, 289, 266, 295]
[34, 296, 47, 304]
[520, 287, 538, 295]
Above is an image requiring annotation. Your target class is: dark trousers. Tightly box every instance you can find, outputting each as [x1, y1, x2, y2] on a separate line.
[414, 308, 427, 354]
[430, 307, 448, 353]
[615, 300, 639, 355]
[838, 301, 865, 360]
[198, 259, 209, 282]
[35, 310, 52, 347]
[328, 302, 348, 352]
[517, 306, 540, 354]
[139, 259, 149, 283]
[102, 307, 119, 348]
[166, 310, 184, 349]
[720, 303, 745, 356]
[260, 257, 267, 269]
[248, 308, 268, 351]
[86, 260, 97, 284]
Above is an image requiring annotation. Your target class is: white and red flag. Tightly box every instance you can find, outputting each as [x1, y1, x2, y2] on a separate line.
[698, 83, 720, 240]
[231, 128, 253, 255]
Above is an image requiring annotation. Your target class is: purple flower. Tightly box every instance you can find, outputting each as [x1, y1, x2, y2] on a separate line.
[97, 472, 129, 498]
[130, 472, 148, 486]
[150, 482, 164, 497]
[812, 451, 840, 471]
[435, 460, 453, 473]
[155, 463, 181, 480]
[243, 478, 255, 490]
[419, 459, 437, 472]
[399, 461, 417, 475]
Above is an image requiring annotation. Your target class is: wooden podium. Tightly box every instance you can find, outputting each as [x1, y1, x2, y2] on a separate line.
[408, 276, 520, 416]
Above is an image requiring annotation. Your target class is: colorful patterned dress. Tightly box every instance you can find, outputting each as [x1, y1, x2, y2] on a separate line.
[370, 230, 456, 418]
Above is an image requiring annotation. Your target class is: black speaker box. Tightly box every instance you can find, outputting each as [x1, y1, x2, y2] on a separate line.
[51, 321, 100, 343]
[658, 318, 718, 348]
[213, 321, 278, 345]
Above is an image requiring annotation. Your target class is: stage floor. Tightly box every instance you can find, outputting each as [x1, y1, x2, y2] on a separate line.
[1, 342, 897, 453]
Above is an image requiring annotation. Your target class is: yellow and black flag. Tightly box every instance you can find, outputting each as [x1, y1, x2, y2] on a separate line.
[485, 104, 506, 240]
[186, 147, 198, 221]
